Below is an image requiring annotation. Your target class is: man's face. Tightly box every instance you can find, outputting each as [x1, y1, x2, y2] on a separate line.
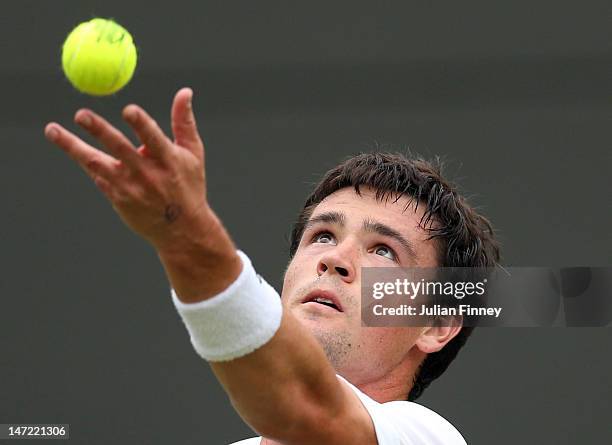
[282, 186, 439, 385]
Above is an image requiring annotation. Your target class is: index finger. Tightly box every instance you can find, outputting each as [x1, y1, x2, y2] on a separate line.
[122, 104, 173, 160]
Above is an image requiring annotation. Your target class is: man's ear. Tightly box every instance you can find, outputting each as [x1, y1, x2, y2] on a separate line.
[414, 315, 463, 354]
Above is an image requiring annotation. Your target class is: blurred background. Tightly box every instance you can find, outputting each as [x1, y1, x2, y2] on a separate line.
[1, 1, 610, 443]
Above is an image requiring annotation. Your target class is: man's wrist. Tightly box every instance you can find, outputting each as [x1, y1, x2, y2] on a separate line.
[172, 250, 283, 362]
[157, 215, 243, 303]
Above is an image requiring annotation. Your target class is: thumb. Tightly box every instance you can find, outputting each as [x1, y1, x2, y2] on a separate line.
[171, 87, 203, 155]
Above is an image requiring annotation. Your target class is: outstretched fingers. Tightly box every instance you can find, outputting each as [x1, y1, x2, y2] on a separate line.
[74, 109, 140, 168]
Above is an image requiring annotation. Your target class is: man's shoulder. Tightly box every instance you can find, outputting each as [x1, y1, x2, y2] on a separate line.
[336, 374, 467, 445]
[378, 400, 467, 444]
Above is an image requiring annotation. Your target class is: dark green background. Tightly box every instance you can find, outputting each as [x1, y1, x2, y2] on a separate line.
[1, 1, 610, 443]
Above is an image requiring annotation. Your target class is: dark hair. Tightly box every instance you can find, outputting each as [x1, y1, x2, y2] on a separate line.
[288, 152, 501, 401]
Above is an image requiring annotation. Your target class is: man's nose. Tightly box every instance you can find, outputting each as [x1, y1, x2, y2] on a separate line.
[317, 249, 356, 283]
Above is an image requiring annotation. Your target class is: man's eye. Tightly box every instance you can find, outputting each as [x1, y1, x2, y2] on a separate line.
[313, 232, 334, 244]
[374, 245, 397, 261]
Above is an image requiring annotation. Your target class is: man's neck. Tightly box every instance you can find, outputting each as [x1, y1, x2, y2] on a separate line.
[348, 349, 424, 403]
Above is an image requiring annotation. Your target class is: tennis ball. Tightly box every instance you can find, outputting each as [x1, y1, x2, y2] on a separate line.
[62, 18, 137, 96]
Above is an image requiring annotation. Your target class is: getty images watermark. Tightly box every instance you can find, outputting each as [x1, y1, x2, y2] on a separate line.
[361, 267, 612, 327]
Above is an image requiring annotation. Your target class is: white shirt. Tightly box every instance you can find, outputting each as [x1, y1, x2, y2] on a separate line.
[229, 374, 466, 445]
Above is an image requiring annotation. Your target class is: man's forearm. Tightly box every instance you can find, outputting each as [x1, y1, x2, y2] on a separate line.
[209, 310, 351, 443]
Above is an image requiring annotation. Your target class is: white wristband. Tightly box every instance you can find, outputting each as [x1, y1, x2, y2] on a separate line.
[171, 250, 283, 362]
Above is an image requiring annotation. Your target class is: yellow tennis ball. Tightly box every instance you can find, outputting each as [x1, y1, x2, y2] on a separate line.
[62, 18, 137, 96]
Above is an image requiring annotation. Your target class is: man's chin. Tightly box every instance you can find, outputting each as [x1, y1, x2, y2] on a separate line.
[300, 319, 354, 371]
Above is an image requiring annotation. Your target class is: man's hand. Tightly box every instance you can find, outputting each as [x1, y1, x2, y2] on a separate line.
[45, 87, 242, 301]
[45, 87, 209, 250]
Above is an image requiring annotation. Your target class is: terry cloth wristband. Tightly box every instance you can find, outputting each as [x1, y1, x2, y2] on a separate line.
[171, 250, 283, 362]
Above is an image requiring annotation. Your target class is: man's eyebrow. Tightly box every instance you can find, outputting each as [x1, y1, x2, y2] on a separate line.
[304, 211, 417, 260]
[362, 218, 418, 260]
[304, 211, 346, 230]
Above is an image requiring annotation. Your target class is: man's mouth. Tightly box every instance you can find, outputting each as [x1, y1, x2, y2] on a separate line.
[302, 290, 343, 312]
